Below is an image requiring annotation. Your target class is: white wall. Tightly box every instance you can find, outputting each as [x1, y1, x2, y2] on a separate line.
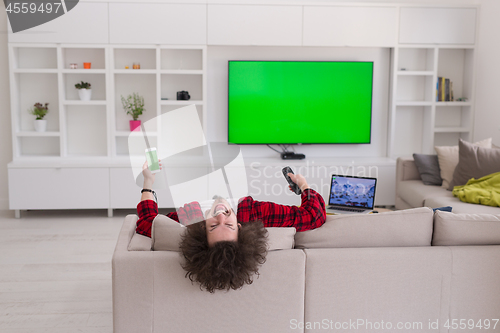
[471, 0, 500, 145]
[207, 46, 390, 158]
[0, 8, 12, 210]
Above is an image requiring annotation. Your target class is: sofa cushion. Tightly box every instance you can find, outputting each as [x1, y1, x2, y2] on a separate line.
[413, 154, 442, 185]
[128, 233, 152, 251]
[435, 138, 492, 189]
[448, 139, 500, 189]
[151, 214, 296, 251]
[152, 250, 306, 332]
[294, 207, 433, 248]
[447, 246, 500, 321]
[266, 227, 296, 250]
[398, 180, 449, 208]
[151, 215, 185, 251]
[432, 210, 500, 245]
[303, 247, 452, 329]
[424, 193, 500, 214]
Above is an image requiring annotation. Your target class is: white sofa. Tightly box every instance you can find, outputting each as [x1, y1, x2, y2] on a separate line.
[396, 157, 500, 214]
[113, 208, 500, 333]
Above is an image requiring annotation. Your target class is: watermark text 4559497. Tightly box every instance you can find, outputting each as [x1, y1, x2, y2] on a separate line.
[4, 1, 80, 33]
[5, 2, 63, 14]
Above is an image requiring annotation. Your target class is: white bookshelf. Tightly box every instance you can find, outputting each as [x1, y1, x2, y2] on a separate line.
[388, 45, 476, 157]
[8, 43, 207, 160]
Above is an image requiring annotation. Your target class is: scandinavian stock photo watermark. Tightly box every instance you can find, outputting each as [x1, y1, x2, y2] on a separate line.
[290, 318, 499, 331]
[248, 161, 380, 198]
[128, 105, 380, 220]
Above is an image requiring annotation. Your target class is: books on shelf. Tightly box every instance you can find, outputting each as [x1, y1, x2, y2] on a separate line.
[436, 77, 454, 102]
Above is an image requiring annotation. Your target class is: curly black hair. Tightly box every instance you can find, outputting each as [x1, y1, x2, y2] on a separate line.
[179, 220, 268, 293]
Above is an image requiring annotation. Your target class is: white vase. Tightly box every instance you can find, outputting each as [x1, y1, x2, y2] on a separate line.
[78, 89, 92, 101]
[34, 119, 47, 132]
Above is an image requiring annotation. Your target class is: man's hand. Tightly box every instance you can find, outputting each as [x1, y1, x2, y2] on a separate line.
[288, 173, 310, 192]
[142, 160, 162, 189]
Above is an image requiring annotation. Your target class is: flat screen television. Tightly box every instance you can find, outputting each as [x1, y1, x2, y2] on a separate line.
[228, 61, 373, 144]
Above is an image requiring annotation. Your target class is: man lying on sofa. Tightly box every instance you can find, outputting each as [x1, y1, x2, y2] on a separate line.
[135, 161, 326, 293]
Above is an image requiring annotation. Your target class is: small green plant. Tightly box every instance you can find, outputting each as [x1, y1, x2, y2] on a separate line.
[29, 103, 49, 120]
[75, 81, 91, 89]
[121, 93, 145, 121]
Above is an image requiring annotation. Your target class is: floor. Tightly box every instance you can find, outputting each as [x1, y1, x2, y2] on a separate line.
[0, 208, 137, 333]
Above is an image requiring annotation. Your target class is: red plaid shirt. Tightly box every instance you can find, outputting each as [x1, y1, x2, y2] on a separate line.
[136, 188, 326, 238]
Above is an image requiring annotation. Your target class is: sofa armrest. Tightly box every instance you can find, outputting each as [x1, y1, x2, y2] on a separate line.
[395, 157, 422, 210]
[396, 157, 421, 182]
[114, 214, 138, 253]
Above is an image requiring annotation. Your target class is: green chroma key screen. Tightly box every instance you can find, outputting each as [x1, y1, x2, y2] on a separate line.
[228, 61, 373, 144]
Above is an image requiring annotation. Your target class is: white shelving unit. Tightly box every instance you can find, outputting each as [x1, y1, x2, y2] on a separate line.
[8, 42, 207, 217]
[388, 45, 476, 157]
[109, 44, 207, 158]
[8, 43, 207, 160]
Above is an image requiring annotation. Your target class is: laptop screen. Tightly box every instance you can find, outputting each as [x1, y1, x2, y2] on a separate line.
[328, 175, 377, 209]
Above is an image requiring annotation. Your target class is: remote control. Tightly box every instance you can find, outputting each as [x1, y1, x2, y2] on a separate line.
[282, 166, 302, 195]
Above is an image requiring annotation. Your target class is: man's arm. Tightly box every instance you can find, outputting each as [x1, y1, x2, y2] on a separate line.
[136, 200, 158, 238]
[237, 174, 326, 232]
[136, 161, 160, 237]
[135, 160, 181, 238]
[136, 200, 196, 237]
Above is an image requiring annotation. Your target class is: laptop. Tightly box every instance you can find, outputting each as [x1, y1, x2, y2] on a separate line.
[326, 174, 377, 214]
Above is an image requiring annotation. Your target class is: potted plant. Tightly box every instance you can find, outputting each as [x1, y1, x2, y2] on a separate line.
[75, 81, 92, 101]
[29, 103, 49, 132]
[121, 93, 145, 131]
